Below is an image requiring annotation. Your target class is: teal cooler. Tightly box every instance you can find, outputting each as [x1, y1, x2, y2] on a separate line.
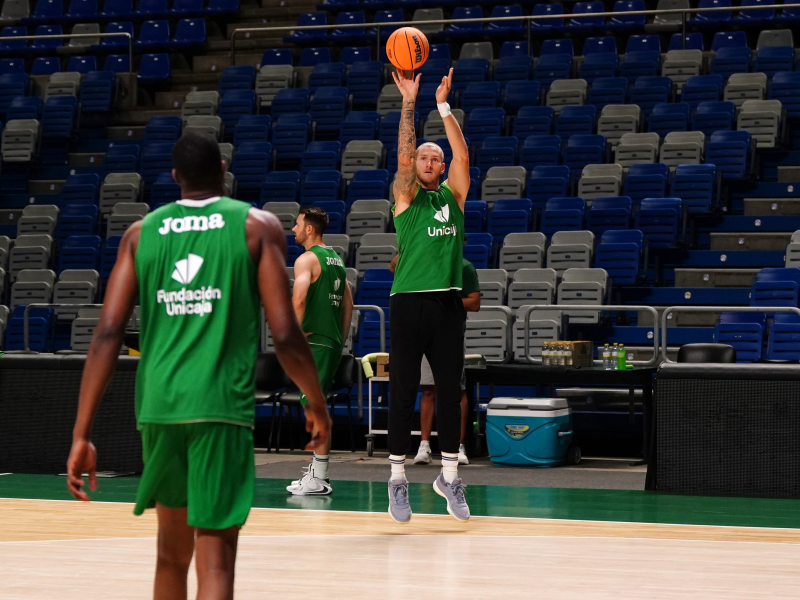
[486, 398, 573, 467]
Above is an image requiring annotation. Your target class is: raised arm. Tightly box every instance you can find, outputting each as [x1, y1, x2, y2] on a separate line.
[391, 69, 421, 216]
[67, 222, 141, 500]
[247, 209, 331, 449]
[437, 69, 469, 209]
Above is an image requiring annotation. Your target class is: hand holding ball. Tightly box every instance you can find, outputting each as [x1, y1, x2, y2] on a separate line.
[386, 27, 429, 71]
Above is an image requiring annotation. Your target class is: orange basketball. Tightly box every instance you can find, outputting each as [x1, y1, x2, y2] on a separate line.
[386, 27, 429, 71]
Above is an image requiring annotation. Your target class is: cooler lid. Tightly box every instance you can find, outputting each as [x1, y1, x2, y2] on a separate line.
[487, 397, 569, 411]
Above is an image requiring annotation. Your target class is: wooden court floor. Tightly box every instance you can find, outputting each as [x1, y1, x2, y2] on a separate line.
[2, 475, 800, 599]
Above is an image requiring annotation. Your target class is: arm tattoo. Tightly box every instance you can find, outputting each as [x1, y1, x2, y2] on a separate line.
[395, 98, 417, 195]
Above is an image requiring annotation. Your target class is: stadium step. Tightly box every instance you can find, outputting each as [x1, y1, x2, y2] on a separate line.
[156, 92, 192, 111]
[777, 167, 800, 182]
[107, 126, 145, 140]
[112, 109, 182, 127]
[744, 198, 800, 216]
[193, 53, 261, 74]
[29, 180, 65, 194]
[674, 269, 760, 288]
[69, 153, 105, 167]
[710, 232, 791, 251]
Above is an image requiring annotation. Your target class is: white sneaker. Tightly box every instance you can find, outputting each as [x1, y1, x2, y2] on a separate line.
[290, 476, 332, 496]
[413, 444, 432, 465]
[458, 444, 469, 466]
[287, 464, 331, 494]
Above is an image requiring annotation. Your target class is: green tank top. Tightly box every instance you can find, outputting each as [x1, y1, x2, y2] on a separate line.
[391, 181, 464, 295]
[134, 196, 261, 427]
[301, 245, 346, 348]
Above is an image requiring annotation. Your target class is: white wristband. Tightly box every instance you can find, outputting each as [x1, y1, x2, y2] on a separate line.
[437, 102, 451, 118]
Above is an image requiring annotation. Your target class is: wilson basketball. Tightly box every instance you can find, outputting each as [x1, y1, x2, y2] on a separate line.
[386, 27, 429, 71]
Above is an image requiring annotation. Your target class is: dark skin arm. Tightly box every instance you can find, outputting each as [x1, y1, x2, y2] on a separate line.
[463, 291, 481, 312]
[66, 210, 331, 501]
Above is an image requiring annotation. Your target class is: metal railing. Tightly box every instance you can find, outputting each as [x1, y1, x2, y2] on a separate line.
[23, 303, 104, 353]
[231, 3, 800, 66]
[660, 305, 800, 363]
[521, 304, 661, 367]
[353, 304, 385, 419]
[467, 304, 513, 363]
[7, 33, 133, 73]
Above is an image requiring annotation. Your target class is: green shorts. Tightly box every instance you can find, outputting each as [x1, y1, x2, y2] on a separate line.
[300, 335, 342, 405]
[133, 422, 254, 530]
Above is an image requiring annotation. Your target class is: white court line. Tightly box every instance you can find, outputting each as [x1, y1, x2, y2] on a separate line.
[2, 497, 800, 534]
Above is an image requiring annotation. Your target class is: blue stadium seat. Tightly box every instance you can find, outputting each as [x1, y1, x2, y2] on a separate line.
[340, 46, 372, 65]
[135, 0, 168, 18]
[368, 9, 404, 37]
[301, 141, 341, 174]
[65, 0, 98, 21]
[41, 95, 78, 139]
[416, 81, 451, 115]
[687, 0, 733, 27]
[681, 75, 723, 109]
[378, 110, 418, 152]
[418, 58, 450, 82]
[706, 130, 751, 179]
[710, 47, 752, 81]
[520, 134, 561, 170]
[219, 65, 256, 93]
[261, 48, 293, 66]
[476, 136, 518, 176]
[67, 56, 96, 74]
[206, 0, 239, 17]
[527, 164, 569, 208]
[61, 173, 100, 205]
[260, 171, 300, 203]
[494, 56, 533, 89]
[7, 96, 43, 121]
[766, 313, 800, 361]
[429, 44, 450, 62]
[29, 0, 65, 23]
[308, 62, 346, 92]
[310, 86, 348, 138]
[0, 27, 27, 52]
[503, 81, 541, 115]
[750, 268, 800, 307]
[355, 269, 393, 353]
[669, 33, 705, 52]
[594, 228, 643, 285]
[635, 197, 682, 248]
[285, 12, 328, 44]
[488, 198, 533, 242]
[4, 306, 54, 353]
[462, 81, 500, 113]
[486, 5, 524, 36]
[56, 205, 98, 250]
[80, 71, 116, 112]
[0, 59, 25, 75]
[769, 72, 800, 118]
[620, 35, 661, 83]
[587, 77, 627, 110]
[104, 54, 130, 73]
[541, 196, 585, 236]
[348, 169, 388, 203]
[623, 163, 669, 205]
[500, 41, 527, 59]
[754, 46, 794, 79]
[555, 105, 597, 139]
[691, 100, 735, 136]
[647, 102, 690, 137]
[463, 233, 493, 269]
[776, 2, 800, 23]
[714, 315, 763, 362]
[452, 58, 490, 93]
[711, 31, 748, 52]
[150, 172, 181, 204]
[137, 53, 170, 83]
[445, 6, 483, 36]
[588, 196, 632, 234]
[273, 113, 312, 163]
[300, 169, 342, 204]
[735, 0, 775, 23]
[140, 142, 174, 184]
[218, 89, 257, 136]
[32, 57, 61, 76]
[339, 111, 380, 144]
[513, 106, 554, 138]
[607, 0, 646, 30]
[103, 143, 139, 172]
[171, 18, 206, 48]
[464, 200, 488, 233]
[0, 72, 27, 116]
[309, 200, 344, 233]
[463, 108, 505, 144]
[331, 13, 366, 44]
[300, 47, 332, 68]
[102, 22, 135, 50]
[144, 115, 182, 143]
[579, 37, 619, 83]
[346, 61, 383, 108]
[30, 25, 63, 50]
[230, 142, 273, 199]
[233, 114, 271, 147]
[566, 1, 604, 33]
[59, 233, 102, 272]
[100, 236, 122, 281]
[671, 164, 716, 213]
[271, 88, 310, 119]
[629, 76, 671, 116]
[531, 3, 564, 33]
[534, 40, 573, 87]
[136, 20, 169, 49]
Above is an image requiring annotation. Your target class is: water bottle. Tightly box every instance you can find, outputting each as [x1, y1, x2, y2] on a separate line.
[542, 342, 550, 366]
[602, 344, 611, 369]
[611, 344, 619, 369]
[564, 342, 573, 366]
[617, 343, 627, 370]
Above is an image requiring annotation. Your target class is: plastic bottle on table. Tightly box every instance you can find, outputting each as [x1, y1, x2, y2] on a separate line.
[542, 342, 550, 366]
[564, 342, 573, 366]
[617, 343, 627, 370]
[602, 344, 611, 369]
[611, 344, 619, 369]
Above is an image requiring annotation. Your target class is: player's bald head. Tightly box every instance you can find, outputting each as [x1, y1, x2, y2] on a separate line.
[416, 142, 444, 161]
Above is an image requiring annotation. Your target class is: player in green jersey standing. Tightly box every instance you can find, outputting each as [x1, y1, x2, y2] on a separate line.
[387, 68, 471, 524]
[287, 206, 354, 495]
[66, 133, 331, 600]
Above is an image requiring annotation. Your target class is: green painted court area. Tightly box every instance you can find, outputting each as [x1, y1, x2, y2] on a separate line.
[2, 474, 800, 529]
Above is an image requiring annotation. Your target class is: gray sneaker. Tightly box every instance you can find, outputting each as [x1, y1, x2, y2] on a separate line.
[388, 478, 412, 524]
[433, 473, 470, 522]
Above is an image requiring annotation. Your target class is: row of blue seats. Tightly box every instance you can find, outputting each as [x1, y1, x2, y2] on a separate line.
[0, 19, 207, 54]
[2, 74, 116, 119]
[18, 0, 238, 23]
[0, 53, 166, 83]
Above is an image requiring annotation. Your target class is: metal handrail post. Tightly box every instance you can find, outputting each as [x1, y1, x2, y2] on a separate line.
[660, 305, 800, 363]
[681, 11, 687, 50]
[23, 303, 104, 353]
[6, 33, 133, 73]
[521, 304, 660, 367]
[353, 304, 386, 353]
[470, 305, 513, 364]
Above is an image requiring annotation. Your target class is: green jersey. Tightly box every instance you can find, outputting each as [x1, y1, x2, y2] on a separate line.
[301, 245, 346, 348]
[134, 196, 261, 428]
[459, 259, 479, 299]
[391, 181, 464, 295]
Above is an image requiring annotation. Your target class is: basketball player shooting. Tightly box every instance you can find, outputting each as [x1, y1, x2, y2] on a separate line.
[387, 68, 471, 524]
[65, 133, 332, 599]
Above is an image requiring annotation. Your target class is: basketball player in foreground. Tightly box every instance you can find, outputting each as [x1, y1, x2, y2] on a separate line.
[287, 207, 353, 495]
[66, 133, 331, 599]
[388, 68, 471, 523]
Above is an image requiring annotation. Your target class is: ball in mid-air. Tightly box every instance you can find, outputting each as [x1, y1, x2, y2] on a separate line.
[386, 27, 429, 71]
